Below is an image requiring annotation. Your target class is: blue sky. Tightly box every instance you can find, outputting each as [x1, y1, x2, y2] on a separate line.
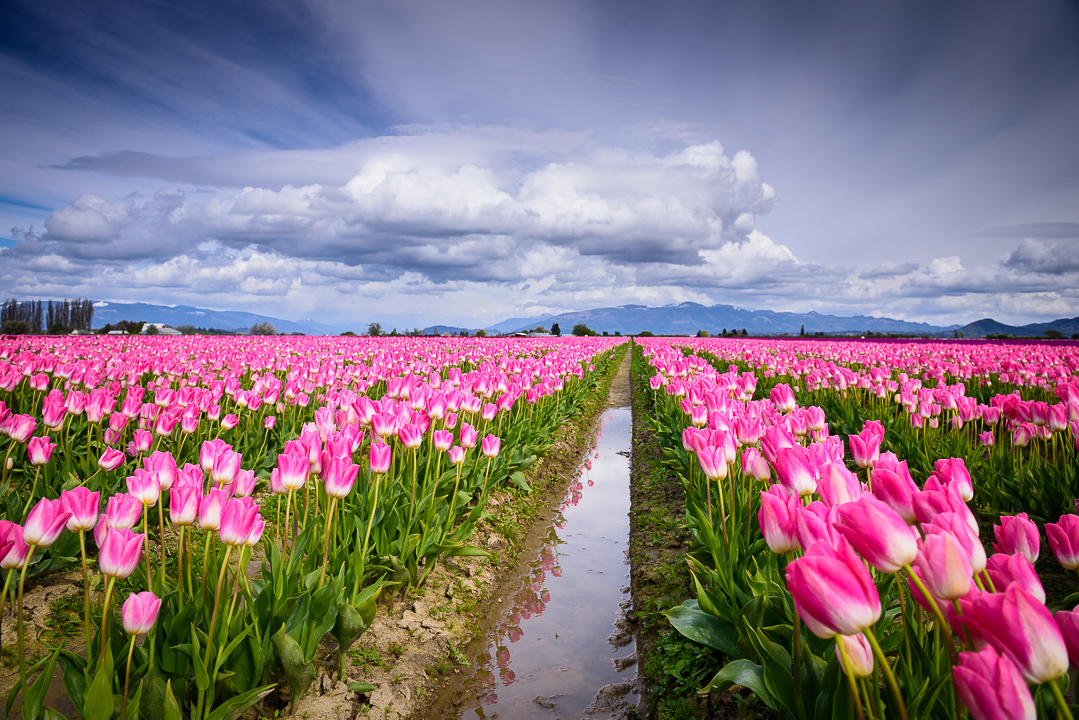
[2, 0, 1078, 328]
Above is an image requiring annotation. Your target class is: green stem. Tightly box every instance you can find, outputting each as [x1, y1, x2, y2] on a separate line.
[157, 501, 167, 588]
[0, 570, 13, 667]
[836, 635, 866, 720]
[122, 635, 136, 720]
[202, 545, 234, 696]
[864, 626, 908, 720]
[16, 545, 36, 693]
[80, 530, 92, 653]
[1049, 678, 1076, 720]
[318, 497, 338, 588]
[100, 576, 117, 665]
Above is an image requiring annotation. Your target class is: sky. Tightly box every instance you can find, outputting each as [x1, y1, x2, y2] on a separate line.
[2, 0, 1078, 330]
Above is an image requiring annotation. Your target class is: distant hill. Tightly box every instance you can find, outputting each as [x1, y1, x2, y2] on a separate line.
[92, 302, 340, 335]
[957, 316, 1079, 338]
[496, 302, 960, 336]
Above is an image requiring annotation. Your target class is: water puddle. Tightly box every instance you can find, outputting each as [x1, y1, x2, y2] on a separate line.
[429, 406, 637, 720]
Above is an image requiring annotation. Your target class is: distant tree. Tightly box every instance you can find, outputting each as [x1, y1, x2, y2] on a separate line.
[389, 328, 399, 337]
[367, 322, 383, 337]
[475, 329, 487, 337]
[533, 326, 547, 333]
[551, 322, 561, 336]
[800, 324, 805, 336]
[637, 330, 655, 337]
[721, 328, 728, 336]
[144, 324, 160, 335]
[572, 323, 598, 336]
[250, 322, 277, 336]
[696, 330, 709, 337]
[1044, 330, 1063, 339]
[953, 330, 965, 339]
[176, 325, 199, 335]
[741, 328, 748, 336]
[459, 329, 468, 337]
[290, 332, 305, 336]
[340, 330, 357, 336]
[0, 320, 33, 335]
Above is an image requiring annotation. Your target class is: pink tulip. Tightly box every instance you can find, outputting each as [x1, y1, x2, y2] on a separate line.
[741, 447, 771, 481]
[835, 495, 918, 573]
[200, 438, 231, 472]
[61, 487, 100, 533]
[985, 552, 1044, 604]
[211, 449, 242, 486]
[931, 458, 974, 502]
[1055, 607, 1079, 668]
[219, 498, 261, 546]
[758, 485, 799, 554]
[98, 447, 126, 471]
[126, 468, 161, 506]
[848, 421, 883, 469]
[233, 469, 257, 497]
[198, 487, 230, 530]
[1045, 514, 1079, 570]
[770, 384, 796, 413]
[0, 523, 31, 570]
[27, 436, 56, 466]
[98, 527, 145, 579]
[459, 423, 478, 449]
[772, 446, 816, 497]
[23, 497, 72, 548]
[0, 521, 17, 568]
[816, 462, 862, 507]
[795, 501, 842, 550]
[104, 493, 143, 530]
[953, 646, 1035, 720]
[914, 531, 972, 601]
[835, 633, 874, 679]
[269, 468, 287, 495]
[131, 429, 154, 454]
[926, 511, 986, 574]
[121, 591, 161, 636]
[870, 466, 919, 524]
[959, 585, 1069, 683]
[481, 434, 501, 458]
[786, 536, 881, 638]
[41, 392, 67, 429]
[322, 456, 358, 499]
[369, 441, 392, 474]
[220, 414, 239, 430]
[979, 431, 995, 447]
[276, 452, 308, 490]
[697, 446, 727, 480]
[264, 416, 276, 429]
[169, 485, 200, 526]
[144, 451, 178, 492]
[993, 514, 1039, 564]
[913, 479, 977, 534]
[3, 414, 36, 443]
[398, 423, 423, 450]
[433, 429, 453, 452]
[244, 515, 266, 547]
[448, 446, 466, 466]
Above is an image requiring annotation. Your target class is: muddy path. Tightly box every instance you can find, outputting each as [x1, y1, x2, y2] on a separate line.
[419, 347, 636, 720]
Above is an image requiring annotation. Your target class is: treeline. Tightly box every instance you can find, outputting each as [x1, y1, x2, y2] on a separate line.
[1, 298, 94, 334]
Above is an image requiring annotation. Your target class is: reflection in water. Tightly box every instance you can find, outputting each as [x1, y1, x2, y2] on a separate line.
[445, 408, 637, 720]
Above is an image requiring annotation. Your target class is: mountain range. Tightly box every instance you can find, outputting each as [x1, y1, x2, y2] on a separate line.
[88, 300, 1077, 339]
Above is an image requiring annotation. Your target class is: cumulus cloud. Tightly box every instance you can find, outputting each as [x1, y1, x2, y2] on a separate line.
[1003, 238, 1079, 275]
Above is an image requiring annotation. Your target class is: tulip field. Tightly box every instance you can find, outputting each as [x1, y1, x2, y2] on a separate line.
[0, 334, 625, 720]
[638, 337, 1079, 720]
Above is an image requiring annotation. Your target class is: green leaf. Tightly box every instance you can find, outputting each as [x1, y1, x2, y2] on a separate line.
[664, 600, 739, 655]
[190, 623, 210, 692]
[508, 471, 532, 492]
[83, 666, 115, 720]
[56, 649, 88, 714]
[23, 648, 60, 720]
[348, 682, 376, 694]
[204, 683, 275, 720]
[163, 680, 182, 720]
[701, 659, 775, 710]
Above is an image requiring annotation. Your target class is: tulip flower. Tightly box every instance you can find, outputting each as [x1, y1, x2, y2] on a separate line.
[931, 457, 974, 502]
[1045, 514, 1079, 571]
[220, 414, 239, 430]
[816, 462, 862, 507]
[786, 537, 881, 638]
[170, 485, 200, 526]
[126, 467, 161, 506]
[2, 414, 36, 443]
[0, 525, 31, 570]
[198, 487, 230, 531]
[131, 429, 154, 454]
[144, 450, 178, 492]
[219, 498, 261, 546]
[835, 632, 874, 679]
[959, 585, 1069, 684]
[369, 442, 392, 474]
[481, 434, 501, 458]
[322, 456, 359, 499]
[1055, 607, 1079, 668]
[121, 591, 161, 636]
[61, 487, 100, 533]
[741, 447, 771, 482]
[835, 494, 918, 573]
[200, 438, 231, 472]
[697, 446, 728, 480]
[460, 422, 478, 449]
[914, 531, 972, 601]
[913, 479, 978, 534]
[953, 646, 1035, 720]
[23, 498, 72, 549]
[433, 429, 454, 452]
[99, 446, 126, 471]
[233, 468, 257, 497]
[795, 501, 842, 550]
[277, 452, 308, 490]
[211, 449, 242, 486]
[98, 527, 145, 579]
[927, 511, 987, 574]
[448, 445, 466, 466]
[103, 493, 143, 531]
[848, 422, 883, 469]
[772, 446, 817, 497]
[398, 423, 423, 450]
[26, 436, 55, 466]
[759, 485, 799, 554]
[993, 513, 1039, 564]
[985, 553, 1044, 603]
[770, 383, 796, 413]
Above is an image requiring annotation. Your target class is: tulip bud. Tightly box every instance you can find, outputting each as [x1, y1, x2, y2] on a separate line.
[1045, 514, 1079, 570]
[993, 514, 1039, 565]
[758, 485, 799, 554]
[122, 591, 161, 635]
[953, 646, 1034, 720]
[836, 633, 874, 679]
